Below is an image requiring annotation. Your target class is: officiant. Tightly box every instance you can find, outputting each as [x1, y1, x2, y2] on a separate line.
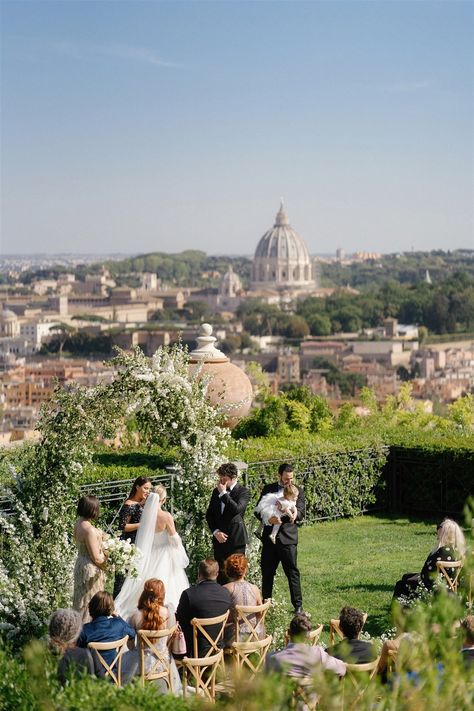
[205, 462, 250, 583]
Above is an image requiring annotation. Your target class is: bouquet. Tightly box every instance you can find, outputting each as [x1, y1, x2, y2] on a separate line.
[103, 535, 141, 578]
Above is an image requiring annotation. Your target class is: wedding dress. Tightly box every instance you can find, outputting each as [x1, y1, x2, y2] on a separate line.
[114, 492, 189, 620]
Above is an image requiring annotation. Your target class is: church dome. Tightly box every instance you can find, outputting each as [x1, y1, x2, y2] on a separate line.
[0, 305, 20, 337]
[252, 202, 315, 289]
[219, 265, 242, 297]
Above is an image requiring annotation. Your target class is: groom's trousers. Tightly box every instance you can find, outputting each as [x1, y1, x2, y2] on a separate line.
[261, 538, 302, 610]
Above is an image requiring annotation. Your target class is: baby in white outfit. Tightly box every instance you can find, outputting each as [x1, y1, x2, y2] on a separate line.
[255, 484, 299, 544]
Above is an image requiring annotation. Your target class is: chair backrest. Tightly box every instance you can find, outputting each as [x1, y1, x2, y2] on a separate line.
[329, 613, 368, 645]
[137, 625, 177, 689]
[284, 622, 324, 648]
[231, 634, 273, 679]
[87, 635, 129, 687]
[234, 600, 272, 642]
[345, 656, 380, 688]
[291, 676, 318, 711]
[192, 610, 229, 658]
[436, 559, 463, 593]
[182, 650, 224, 703]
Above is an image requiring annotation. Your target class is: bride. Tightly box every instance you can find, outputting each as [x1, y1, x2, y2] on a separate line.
[114, 485, 189, 619]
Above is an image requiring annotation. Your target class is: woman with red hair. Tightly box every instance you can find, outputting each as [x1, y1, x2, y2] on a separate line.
[223, 553, 264, 645]
[122, 578, 181, 691]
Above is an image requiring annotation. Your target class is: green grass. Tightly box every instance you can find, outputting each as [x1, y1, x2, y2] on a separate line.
[270, 514, 439, 641]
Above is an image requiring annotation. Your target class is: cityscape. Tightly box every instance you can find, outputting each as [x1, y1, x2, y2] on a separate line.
[1, 200, 473, 443]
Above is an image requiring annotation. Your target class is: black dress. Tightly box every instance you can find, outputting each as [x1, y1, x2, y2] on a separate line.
[113, 502, 143, 598]
[392, 545, 460, 601]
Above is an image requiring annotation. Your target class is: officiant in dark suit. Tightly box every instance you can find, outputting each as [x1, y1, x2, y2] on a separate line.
[206, 462, 250, 582]
[255, 463, 306, 612]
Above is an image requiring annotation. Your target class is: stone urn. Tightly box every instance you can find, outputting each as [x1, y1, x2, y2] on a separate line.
[188, 324, 253, 428]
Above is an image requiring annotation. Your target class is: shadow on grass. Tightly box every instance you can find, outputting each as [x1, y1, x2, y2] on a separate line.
[335, 583, 393, 594]
[368, 512, 440, 526]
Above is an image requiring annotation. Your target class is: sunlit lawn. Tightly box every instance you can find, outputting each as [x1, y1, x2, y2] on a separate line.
[270, 514, 439, 641]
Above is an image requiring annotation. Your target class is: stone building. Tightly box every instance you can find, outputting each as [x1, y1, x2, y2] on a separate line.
[251, 202, 316, 290]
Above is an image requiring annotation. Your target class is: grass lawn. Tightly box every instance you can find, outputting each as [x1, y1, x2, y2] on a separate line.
[270, 513, 439, 641]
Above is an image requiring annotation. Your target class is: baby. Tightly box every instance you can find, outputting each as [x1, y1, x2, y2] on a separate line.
[255, 484, 299, 544]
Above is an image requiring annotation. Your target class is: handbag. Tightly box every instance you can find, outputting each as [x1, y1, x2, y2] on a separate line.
[170, 623, 187, 655]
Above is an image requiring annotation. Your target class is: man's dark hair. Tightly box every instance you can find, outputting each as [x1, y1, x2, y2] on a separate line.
[339, 607, 365, 640]
[217, 462, 238, 479]
[89, 591, 114, 619]
[288, 613, 312, 640]
[198, 558, 219, 581]
[77, 495, 100, 520]
[278, 463, 294, 476]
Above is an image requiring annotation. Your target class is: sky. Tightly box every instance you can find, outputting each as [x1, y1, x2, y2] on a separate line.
[1, 0, 473, 256]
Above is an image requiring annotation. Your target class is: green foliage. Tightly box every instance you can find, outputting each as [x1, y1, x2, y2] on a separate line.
[0, 640, 193, 711]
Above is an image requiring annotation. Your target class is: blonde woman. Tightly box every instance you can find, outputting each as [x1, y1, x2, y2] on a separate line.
[393, 518, 466, 600]
[114, 486, 189, 620]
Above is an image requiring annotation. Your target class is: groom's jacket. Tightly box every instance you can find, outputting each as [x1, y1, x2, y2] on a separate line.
[206, 482, 250, 560]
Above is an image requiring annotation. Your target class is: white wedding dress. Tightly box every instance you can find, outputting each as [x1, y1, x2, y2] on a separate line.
[114, 492, 189, 620]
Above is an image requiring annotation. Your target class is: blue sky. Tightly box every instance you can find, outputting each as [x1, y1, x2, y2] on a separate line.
[1, 0, 473, 255]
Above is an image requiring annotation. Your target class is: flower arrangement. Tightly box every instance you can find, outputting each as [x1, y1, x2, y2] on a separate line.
[102, 535, 141, 578]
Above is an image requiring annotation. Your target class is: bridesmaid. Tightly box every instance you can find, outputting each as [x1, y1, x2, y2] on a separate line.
[113, 475, 152, 597]
[73, 496, 107, 622]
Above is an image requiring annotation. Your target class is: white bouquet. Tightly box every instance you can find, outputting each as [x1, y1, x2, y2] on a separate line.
[103, 535, 141, 578]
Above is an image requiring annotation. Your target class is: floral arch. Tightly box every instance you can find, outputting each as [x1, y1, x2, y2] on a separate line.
[0, 345, 230, 642]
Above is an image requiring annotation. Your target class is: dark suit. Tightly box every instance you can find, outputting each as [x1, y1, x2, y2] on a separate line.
[206, 482, 250, 569]
[255, 482, 305, 610]
[176, 579, 231, 656]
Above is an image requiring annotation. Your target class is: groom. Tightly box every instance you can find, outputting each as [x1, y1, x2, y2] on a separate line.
[206, 461, 250, 582]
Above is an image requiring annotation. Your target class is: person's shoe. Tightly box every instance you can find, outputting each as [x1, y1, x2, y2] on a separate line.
[294, 606, 303, 614]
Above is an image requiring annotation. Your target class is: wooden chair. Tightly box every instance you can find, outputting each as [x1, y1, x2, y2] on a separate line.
[284, 623, 324, 647]
[191, 610, 230, 658]
[290, 676, 318, 711]
[182, 650, 223, 703]
[137, 625, 177, 690]
[345, 656, 380, 687]
[87, 635, 129, 687]
[231, 634, 273, 680]
[436, 559, 463, 593]
[234, 599, 272, 642]
[329, 613, 368, 645]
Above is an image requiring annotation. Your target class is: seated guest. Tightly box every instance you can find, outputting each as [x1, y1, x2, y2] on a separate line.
[176, 558, 231, 656]
[329, 607, 376, 664]
[77, 591, 135, 669]
[49, 608, 103, 684]
[266, 613, 346, 679]
[460, 615, 474, 669]
[223, 553, 263, 645]
[393, 519, 466, 601]
[121, 578, 181, 690]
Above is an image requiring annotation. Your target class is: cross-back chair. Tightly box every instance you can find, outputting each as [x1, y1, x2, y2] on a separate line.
[234, 599, 272, 642]
[87, 635, 129, 687]
[344, 656, 380, 687]
[284, 622, 324, 648]
[329, 613, 368, 645]
[290, 676, 318, 711]
[191, 610, 230, 658]
[137, 625, 177, 690]
[436, 559, 463, 594]
[182, 650, 224, 703]
[231, 634, 273, 680]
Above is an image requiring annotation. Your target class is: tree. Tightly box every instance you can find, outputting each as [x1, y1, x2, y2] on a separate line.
[49, 323, 76, 357]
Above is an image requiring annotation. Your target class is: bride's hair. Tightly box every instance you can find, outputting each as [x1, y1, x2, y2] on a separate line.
[154, 484, 167, 503]
[138, 579, 166, 630]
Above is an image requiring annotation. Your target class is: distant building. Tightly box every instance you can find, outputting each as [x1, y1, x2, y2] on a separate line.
[277, 352, 300, 383]
[251, 202, 316, 290]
